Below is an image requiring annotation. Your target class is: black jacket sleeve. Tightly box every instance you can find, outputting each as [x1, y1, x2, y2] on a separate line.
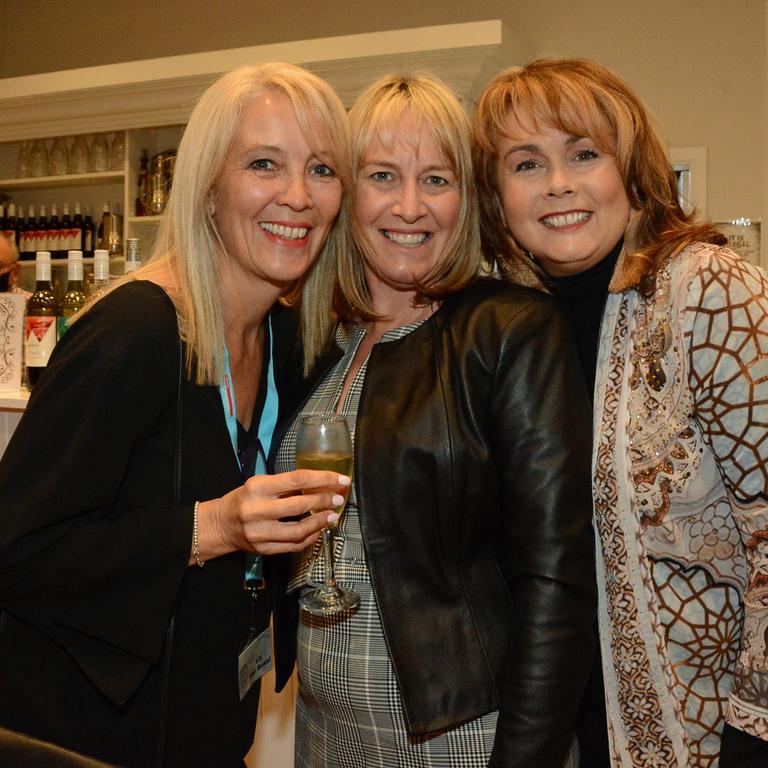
[0, 282, 192, 702]
[489, 296, 596, 767]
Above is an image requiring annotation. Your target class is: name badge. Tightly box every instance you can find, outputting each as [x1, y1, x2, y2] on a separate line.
[238, 628, 273, 701]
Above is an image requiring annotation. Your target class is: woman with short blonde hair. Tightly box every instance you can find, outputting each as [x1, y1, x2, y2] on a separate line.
[279, 70, 595, 768]
[335, 72, 481, 321]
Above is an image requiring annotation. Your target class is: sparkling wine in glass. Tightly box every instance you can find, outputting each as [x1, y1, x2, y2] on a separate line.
[295, 414, 359, 615]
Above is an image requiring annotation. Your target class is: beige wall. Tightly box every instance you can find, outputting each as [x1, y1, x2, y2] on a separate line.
[2, 0, 765, 230]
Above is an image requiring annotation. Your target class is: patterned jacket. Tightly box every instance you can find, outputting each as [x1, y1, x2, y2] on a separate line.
[507, 242, 768, 767]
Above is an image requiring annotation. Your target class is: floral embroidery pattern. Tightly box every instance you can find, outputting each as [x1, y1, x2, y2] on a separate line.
[595, 302, 679, 767]
[651, 557, 742, 767]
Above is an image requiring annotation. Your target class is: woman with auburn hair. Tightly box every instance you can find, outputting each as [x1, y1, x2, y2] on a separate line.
[277, 71, 596, 767]
[474, 57, 768, 767]
[0, 62, 350, 767]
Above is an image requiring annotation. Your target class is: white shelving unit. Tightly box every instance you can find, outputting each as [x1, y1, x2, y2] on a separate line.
[0, 124, 185, 291]
[0, 20, 517, 293]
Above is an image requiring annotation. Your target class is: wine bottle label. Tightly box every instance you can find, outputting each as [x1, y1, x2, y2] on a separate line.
[25, 316, 57, 365]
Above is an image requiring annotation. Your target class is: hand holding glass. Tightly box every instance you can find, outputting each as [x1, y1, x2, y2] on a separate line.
[295, 414, 359, 615]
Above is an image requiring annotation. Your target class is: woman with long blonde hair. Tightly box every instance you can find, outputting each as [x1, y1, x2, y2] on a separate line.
[0, 62, 350, 767]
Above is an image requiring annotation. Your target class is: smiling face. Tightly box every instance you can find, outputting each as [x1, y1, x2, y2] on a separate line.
[354, 114, 461, 299]
[210, 89, 343, 295]
[494, 114, 631, 276]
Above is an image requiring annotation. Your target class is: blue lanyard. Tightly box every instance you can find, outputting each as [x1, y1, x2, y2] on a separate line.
[218, 317, 278, 583]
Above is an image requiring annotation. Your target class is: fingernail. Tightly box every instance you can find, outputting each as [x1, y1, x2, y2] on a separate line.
[338, 475, 351, 486]
[327, 513, 340, 524]
[331, 495, 344, 507]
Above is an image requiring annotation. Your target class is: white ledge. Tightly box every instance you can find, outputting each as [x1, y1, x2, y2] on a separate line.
[0, 21, 520, 141]
[0, 389, 29, 410]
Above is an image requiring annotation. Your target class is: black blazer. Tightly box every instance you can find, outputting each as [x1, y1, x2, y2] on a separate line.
[0, 281, 308, 768]
[283, 279, 597, 767]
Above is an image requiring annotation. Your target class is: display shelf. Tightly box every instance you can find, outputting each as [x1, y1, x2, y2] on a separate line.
[0, 170, 124, 190]
[127, 215, 163, 224]
[18, 256, 126, 268]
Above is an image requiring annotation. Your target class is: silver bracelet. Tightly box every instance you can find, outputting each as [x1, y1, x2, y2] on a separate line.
[192, 501, 206, 568]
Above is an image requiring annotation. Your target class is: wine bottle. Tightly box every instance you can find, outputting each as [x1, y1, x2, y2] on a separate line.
[91, 249, 110, 298]
[49, 203, 62, 258]
[20, 205, 36, 260]
[61, 203, 75, 255]
[58, 250, 86, 338]
[36, 204, 49, 253]
[25, 251, 59, 388]
[124, 238, 141, 273]
[82, 205, 95, 257]
[0, 204, 6, 237]
[135, 149, 149, 216]
[6, 202, 18, 249]
[97, 202, 109, 249]
[15, 205, 24, 253]
[72, 202, 84, 252]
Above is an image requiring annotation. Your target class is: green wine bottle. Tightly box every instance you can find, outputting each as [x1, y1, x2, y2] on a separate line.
[58, 250, 87, 338]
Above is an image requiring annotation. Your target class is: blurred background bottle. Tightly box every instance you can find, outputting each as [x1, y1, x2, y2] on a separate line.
[36, 204, 49, 252]
[58, 250, 86, 338]
[49, 204, 62, 257]
[72, 203, 84, 252]
[25, 251, 59, 388]
[68, 135, 89, 174]
[135, 149, 149, 216]
[16, 141, 31, 178]
[110, 132, 125, 171]
[82, 205, 95, 257]
[30, 139, 48, 177]
[20, 205, 36, 260]
[124, 238, 141, 274]
[90, 249, 110, 298]
[49, 137, 69, 176]
[61, 203, 76, 254]
[89, 134, 109, 172]
[2, 203, 18, 249]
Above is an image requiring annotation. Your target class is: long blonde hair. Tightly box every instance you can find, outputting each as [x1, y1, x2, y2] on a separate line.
[473, 58, 725, 286]
[81, 62, 350, 381]
[336, 72, 481, 321]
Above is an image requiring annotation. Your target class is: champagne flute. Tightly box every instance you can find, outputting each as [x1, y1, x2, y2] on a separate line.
[295, 414, 359, 615]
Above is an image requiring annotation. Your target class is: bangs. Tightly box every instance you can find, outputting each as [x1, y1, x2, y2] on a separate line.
[269, 82, 351, 187]
[477, 70, 620, 157]
[352, 90, 464, 178]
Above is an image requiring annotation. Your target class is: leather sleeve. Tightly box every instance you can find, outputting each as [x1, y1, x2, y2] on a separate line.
[488, 295, 597, 767]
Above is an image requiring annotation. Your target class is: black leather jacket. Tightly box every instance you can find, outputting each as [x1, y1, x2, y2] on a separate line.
[352, 279, 596, 766]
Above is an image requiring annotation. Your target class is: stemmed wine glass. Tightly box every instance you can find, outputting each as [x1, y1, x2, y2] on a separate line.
[295, 414, 359, 616]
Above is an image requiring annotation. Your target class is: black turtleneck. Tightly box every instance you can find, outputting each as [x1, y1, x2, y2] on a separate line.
[541, 239, 622, 400]
[539, 239, 622, 768]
